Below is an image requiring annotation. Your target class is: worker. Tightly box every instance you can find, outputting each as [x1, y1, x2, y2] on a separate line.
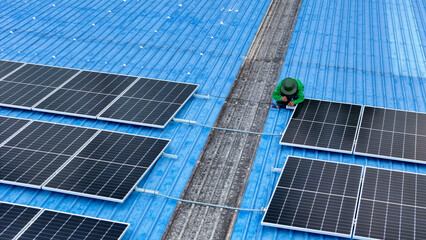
[272, 77, 304, 108]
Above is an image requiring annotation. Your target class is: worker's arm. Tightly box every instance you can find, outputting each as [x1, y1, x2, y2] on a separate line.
[272, 81, 283, 101]
[293, 79, 305, 105]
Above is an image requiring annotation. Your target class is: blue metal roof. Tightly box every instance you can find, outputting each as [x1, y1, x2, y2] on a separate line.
[233, 0, 426, 239]
[0, 0, 270, 239]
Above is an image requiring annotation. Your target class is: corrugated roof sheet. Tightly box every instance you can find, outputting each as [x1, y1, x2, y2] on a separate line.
[233, 0, 426, 239]
[0, 0, 271, 239]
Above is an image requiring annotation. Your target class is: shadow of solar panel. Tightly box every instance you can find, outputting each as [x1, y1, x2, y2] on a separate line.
[17, 210, 129, 240]
[262, 156, 363, 238]
[355, 106, 426, 164]
[355, 167, 426, 240]
[280, 99, 362, 153]
[0, 202, 41, 240]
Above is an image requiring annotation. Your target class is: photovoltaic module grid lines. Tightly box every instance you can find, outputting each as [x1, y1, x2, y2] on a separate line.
[0, 202, 40, 240]
[18, 210, 128, 240]
[262, 157, 363, 237]
[0, 116, 170, 202]
[0, 202, 129, 240]
[0, 120, 97, 187]
[0, 60, 198, 128]
[44, 131, 170, 201]
[355, 168, 426, 240]
[355, 106, 426, 163]
[281, 99, 361, 153]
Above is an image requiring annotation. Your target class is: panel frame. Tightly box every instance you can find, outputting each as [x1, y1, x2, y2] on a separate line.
[0, 60, 199, 128]
[16, 208, 130, 240]
[261, 155, 364, 238]
[353, 105, 426, 164]
[280, 99, 363, 155]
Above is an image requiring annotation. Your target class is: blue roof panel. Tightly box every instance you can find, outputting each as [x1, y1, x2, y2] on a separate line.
[0, 0, 271, 239]
[233, 0, 426, 239]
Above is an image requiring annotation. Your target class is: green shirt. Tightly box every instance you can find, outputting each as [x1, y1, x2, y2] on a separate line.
[272, 78, 305, 104]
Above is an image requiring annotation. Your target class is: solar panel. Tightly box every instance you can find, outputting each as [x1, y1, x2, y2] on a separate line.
[17, 209, 129, 240]
[262, 156, 363, 238]
[98, 78, 198, 128]
[0, 201, 129, 240]
[0, 121, 97, 188]
[0, 202, 41, 240]
[280, 99, 362, 154]
[0, 116, 170, 201]
[0, 60, 198, 128]
[354, 106, 426, 164]
[44, 131, 170, 202]
[354, 167, 425, 240]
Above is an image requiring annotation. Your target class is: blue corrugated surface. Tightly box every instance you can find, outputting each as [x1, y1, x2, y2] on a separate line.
[233, 0, 426, 239]
[0, 0, 271, 239]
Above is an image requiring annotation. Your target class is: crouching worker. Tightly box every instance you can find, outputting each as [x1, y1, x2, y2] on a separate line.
[272, 77, 304, 108]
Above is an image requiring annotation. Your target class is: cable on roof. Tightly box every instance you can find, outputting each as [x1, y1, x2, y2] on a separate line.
[135, 188, 265, 212]
[172, 118, 281, 136]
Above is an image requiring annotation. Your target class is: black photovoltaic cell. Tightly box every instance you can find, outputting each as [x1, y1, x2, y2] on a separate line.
[0, 121, 97, 187]
[35, 89, 118, 117]
[355, 106, 426, 163]
[262, 156, 363, 237]
[355, 167, 426, 240]
[0, 146, 70, 187]
[0, 60, 198, 128]
[0, 81, 55, 108]
[62, 71, 136, 95]
[0, 202, 40, 240]
[5, 121, 98, 155]
[281, 99, 362, 153]
[44, 158, 147, 201]
[18, 210, 128, 240]
[0, 60, 23, 78]
[2, 64, 78, 87]
[0, 116, 29, 143]
[44, 132, 169, 201]
[100, 78, 198, 127]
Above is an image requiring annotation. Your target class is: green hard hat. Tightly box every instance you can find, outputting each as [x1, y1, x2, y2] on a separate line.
[280, 78, 297, 96]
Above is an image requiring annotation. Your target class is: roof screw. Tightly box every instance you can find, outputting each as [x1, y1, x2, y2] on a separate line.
[32, 17, 36, 20]
[167, 16, 171, 19]
[73, 38, 76, 41]
[178, 4, 182, 7]
[154, 30, 157, 32]
[52, 55, 56, 58]
[200, 53, 204, 56]
[220, 21, 224, 25]
[187, 72, 190, 75]
[9, 31, 13, 34]
[105, 62, 108, 64]
[235, 10, 239, 12]
[123, 64, 126, 66]
[92, 23, 95, 26]
[87, 59, 90, 62]
[18, 51, 21, 53]
[140, 46, 143, 48]
[108, 10, 112, 13]
[210, 36, 214, 39]
[52, 4, 55, 7]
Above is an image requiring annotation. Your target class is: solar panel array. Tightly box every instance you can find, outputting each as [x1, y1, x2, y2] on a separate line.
[0, 202, 129, 240]
[262, 156, 363, 238]
[0, 116, 170, 202]
[0, 60, 198, 128]
[355, 106, 426, 163]
[281, 99, 362, 153]
[355, 167, 426, 240]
